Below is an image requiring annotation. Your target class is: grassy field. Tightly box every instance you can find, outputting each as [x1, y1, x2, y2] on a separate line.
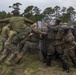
[0, 52, 76, 75]
[0, 31, 76, 75]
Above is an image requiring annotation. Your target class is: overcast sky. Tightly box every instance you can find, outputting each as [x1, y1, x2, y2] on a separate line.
[0, 0, 76, 13]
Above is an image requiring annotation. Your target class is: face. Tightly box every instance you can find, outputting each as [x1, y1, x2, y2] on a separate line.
[7, 23, 10, 27]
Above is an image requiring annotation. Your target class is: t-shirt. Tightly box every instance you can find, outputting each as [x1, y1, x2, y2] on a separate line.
[1, 26, 10, 38]
[4, 17, 28, 33]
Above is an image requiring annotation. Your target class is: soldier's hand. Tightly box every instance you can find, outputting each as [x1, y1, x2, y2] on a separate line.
[41, 32, 47, 35]
[28, 33, 33, 37]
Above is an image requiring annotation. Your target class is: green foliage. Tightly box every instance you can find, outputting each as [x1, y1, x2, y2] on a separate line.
[9, 2, 22, 13]
[43, 7, 55, 15]
[23, 5, 43, 22]
[23, 5, 34, 18]
[0, 2, 76, 26]
[54, 5, 61, 17]
[0, 11, 12, 29]
[67, 6, 75, 14]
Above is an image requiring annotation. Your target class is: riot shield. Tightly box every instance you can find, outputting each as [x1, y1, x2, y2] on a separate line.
[37, 21, 42, 30]
[37, 21, 47, 60]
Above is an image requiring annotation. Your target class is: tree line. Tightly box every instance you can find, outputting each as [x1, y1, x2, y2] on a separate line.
[0, 2, 76, 28]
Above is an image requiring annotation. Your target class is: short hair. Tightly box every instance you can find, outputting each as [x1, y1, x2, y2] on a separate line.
[12, 10, 19, 16]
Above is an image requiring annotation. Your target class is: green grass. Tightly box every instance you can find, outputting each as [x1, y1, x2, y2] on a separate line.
[0, 53, 76, 75]
[0, 32, 76, 75]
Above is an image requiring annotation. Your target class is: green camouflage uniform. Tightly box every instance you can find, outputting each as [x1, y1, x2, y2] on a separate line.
[45, 25, 69, 71]
[16, 25, 41, 63]
[0, 17, 33, 65]
[0, 26, 10, 62]
[62, 29, 76, 67]
[0, 31, 17, 62]
[0, 26, 10, 52]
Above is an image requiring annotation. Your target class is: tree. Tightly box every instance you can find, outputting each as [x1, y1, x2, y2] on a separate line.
[33, 6, 41, 15]
[0, 11, 7, 19]
[33, 6, 41, 21]
[0, 11, 11, 29]
[61, 7, 67, 22]
[6, 12, 12, 17]
[9, 2, 22, 13]
[67, 6, 75, 14]
[61, 7, 67, 14]
[67, 6, 75, 21]
[54, 6, 61, 17]
[43, 7, 54, 16]
[23, 5, 34, 18]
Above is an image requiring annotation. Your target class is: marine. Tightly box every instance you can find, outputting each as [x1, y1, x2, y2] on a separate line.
[15, 23, 46, 63]
[61, 26, 76, 68]
[0, 21, 10, 52]
[44, 18, 69, 72]
[0, 10, 34, 65]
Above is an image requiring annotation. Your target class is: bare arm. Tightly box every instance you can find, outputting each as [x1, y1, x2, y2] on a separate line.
[0, 18, 10, 23]
[7, 28, 10, 37]
[24, 18, 34, 24]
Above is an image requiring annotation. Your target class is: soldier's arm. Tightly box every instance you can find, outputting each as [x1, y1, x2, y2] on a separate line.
[24, 18, 34, 24]
[32, 28, 47, 38]
[0, 18, 10, 23]
[31, 23, 47, 35]
[7, 28, 10, 37]
[47, 25, 59, 31]
[31, 23, 42, 34]
[32, 27, 43, 34]
[7, 32, 10, 37]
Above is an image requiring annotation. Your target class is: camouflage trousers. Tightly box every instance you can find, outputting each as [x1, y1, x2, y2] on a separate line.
[0, 31, 17, 62]
[6, 27, 31, 53]
[0, 37, 7, 52]
[20, 41, 39, 57]
[4, 41, 19, 64]
[44, 42, 69, 70]
[5, 40, 39, 64]
[64, 43, 76, 67]
[5, 30, 35, 64]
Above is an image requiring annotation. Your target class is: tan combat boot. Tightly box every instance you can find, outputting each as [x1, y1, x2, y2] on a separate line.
[5, 60, 12, 66]
[16, 53, 22, 63]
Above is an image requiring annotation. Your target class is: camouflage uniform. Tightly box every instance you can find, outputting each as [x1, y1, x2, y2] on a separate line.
[0, 31, 17, 62]
[0, 17, 33, 65]
[37, 21, 49, 62]
[0, 25, 10, 52]
[46, 29, 69, 70]
[16, 24, 42, 63]
[0, 25, 10, 62]
[54, 30, 69, 71]
[44, 23, 69, 72]
[62, 29, 76, 67]
[5, 27, 31, 65]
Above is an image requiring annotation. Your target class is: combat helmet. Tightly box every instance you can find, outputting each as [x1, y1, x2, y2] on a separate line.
[60, 25, 69, 29]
